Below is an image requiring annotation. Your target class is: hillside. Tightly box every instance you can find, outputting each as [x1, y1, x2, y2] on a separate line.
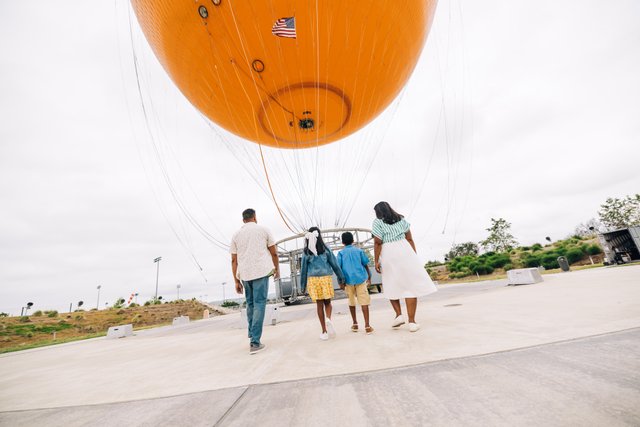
[428, 236, 605, 283]
[0, 300, 220, 353]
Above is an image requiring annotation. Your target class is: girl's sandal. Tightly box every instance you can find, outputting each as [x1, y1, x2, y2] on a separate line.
[351, 324, 359, 332]
[365, 326, 374, 335]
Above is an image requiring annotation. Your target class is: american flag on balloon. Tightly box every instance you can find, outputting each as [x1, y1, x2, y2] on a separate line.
[272, 17, 296, 39]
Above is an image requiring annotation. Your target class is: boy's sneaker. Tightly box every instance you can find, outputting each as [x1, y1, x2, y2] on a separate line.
[408, 323, 420, 333]
[249, 343, 265, 354]
[319, 332, 329, 341]
[365, 326, 374, 335]
[392, 315, 405, 328]
[325, 318, 336, 338]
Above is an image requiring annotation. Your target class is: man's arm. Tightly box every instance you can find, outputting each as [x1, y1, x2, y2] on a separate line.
[231, 254, 243, 294]
[268, 245, 280, 279]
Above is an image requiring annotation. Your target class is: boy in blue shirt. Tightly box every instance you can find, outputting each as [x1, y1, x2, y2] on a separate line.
[337, 232, 373, 334]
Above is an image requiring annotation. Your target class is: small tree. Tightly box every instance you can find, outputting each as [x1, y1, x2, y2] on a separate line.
[598, 194, 640, 230]
[446, 242, 479, 260]
[573, 218, 603, 237]
[113, 298, 126, 309]
[479, 218, 518, 253]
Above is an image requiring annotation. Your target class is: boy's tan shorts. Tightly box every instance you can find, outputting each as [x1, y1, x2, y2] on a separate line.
[345, 282, 371, 306]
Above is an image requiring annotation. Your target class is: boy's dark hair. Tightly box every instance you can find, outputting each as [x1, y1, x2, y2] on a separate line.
[374, 201, 403, 225]
[242, 208, 256, 221]
[304, 226, 326, 255]
[341, 232, 354, 245]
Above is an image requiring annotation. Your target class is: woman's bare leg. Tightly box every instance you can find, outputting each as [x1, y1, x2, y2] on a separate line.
[390, 299, 402, 317]
[406, 298, 417, 323]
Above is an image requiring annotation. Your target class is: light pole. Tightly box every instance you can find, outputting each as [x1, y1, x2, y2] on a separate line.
[21, 302, 33, 316]
[96, 285, 101, 310]
[154, 257, 162, 300]
[177, 284, 181, 300]
[221, 282, 226, 303]
[134, 293, 139, 304]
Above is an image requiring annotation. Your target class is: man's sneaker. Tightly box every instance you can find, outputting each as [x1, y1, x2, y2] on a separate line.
[409, 323, 420, 333]
[249, 343, 265, 354]
[392, 315, 405, 328]
[325, 318, 336, 338]
[319, 332, 329, 341]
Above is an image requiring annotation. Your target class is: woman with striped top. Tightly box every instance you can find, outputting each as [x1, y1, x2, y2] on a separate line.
[372, 201, 437, 332]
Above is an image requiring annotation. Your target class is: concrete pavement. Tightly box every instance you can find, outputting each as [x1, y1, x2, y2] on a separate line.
[0, 265, 639, 425]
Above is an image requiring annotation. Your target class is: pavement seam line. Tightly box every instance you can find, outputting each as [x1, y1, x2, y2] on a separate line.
[213, 386, 250, 427]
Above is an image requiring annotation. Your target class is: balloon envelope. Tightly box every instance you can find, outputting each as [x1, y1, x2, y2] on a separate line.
[131, 0, 437, 148]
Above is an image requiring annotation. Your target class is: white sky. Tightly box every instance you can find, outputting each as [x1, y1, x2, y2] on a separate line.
[1, 1, 639, 315]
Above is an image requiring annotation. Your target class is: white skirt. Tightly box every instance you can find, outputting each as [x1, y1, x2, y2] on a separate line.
[380, 239, 438, 300]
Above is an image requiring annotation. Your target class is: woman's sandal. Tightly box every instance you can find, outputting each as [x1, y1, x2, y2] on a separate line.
[365, 326, 374, 335]
[351, 324, 359, 332]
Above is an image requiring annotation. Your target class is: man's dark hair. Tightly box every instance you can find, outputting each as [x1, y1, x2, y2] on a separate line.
[341, 232, 354, 246]
[242, 208, 256, 221]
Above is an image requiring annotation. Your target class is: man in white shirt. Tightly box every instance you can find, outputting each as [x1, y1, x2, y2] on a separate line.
[230, 208, 280, 354]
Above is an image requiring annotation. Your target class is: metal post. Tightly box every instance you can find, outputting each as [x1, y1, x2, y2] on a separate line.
[96, 285, 101, 310]
[154, 257, 162, 300]
[177, 284, 181, 300]
[69, 302, 72, 313]
[222, 282, 226, 303]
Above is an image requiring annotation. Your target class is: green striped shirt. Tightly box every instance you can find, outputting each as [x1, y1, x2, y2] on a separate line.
[372, 218, 410, 243]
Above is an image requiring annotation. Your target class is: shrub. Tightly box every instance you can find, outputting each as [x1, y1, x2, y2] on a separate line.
[132, 314, 143, 324]
[471, 264, 494, 275]
[487, 254, 511, 269]
[74, 314, 84, 321]
[144, 301, 151, 306]
[531, 244, 543, 251]
[541, 253, 559, 269]
[503, 263, 514, 271]
[222, 301, 240, 307]
[520, 246, 531, 251]
[32, 310, 43, 317]
[587, 244, 602, 255]
[116, 309, 125, 315]
[524, 255, 541, 268]
[566, 248, 585, 264]
[129, 303, 139, 308]
[19, 316, 31, 323]
[47, 310, 58, 318]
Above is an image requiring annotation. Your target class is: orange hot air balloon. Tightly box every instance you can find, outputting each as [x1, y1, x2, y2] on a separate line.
[131, 1, 437, 149]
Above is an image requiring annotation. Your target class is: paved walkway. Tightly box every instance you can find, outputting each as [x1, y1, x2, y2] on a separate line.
[1, 265, 639, 426]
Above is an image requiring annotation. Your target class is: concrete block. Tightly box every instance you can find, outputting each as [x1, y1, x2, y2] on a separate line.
[203, 309, 210, 319]
[106, 324, 133, 339]
[172, 316, 189, 326]
[507, 268, 544, 285]
[266, 304, 279, 325]
[240, 305, 279, 327]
